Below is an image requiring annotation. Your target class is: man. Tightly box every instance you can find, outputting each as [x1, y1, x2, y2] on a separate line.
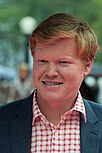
[0, 13, 102, 153]
[6, 63, 34, 102]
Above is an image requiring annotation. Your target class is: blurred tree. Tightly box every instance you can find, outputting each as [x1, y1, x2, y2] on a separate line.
[0, 0, 102, 68]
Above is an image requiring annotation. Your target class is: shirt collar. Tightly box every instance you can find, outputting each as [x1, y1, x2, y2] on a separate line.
[73, 91, 86, 122]
[32, 89, 42, 124]
[32, 90, 86, 124]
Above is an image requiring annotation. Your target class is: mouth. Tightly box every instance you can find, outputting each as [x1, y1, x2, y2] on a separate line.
[42, 81, 63, 86]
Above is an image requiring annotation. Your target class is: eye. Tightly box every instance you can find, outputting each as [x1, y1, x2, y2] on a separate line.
[38, 60, 48, 64]
[58, 60, 70, 66]
[59, 61, 69, 64]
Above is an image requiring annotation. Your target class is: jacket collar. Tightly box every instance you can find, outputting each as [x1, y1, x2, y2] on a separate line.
[80, 99, 101, 153]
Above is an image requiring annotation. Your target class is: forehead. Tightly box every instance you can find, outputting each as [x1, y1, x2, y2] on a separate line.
[33, 38, 79, 60]
[35, 38, 78, 51]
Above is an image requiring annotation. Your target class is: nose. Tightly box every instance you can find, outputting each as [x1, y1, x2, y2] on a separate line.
[46, 63, 59, 77]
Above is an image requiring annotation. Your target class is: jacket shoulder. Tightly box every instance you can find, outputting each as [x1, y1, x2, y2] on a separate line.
[84, 99, 102, 122]
[0, 92, 33, 121]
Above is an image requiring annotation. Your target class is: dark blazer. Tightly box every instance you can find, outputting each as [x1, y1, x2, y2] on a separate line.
[0, 91, 102, 153]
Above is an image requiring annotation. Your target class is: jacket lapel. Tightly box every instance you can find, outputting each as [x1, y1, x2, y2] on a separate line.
[81, 100, 101, 153]
[10, 93, 33, 153]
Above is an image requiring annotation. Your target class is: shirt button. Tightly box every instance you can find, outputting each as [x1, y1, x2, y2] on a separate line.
[55, 132, 58, 137]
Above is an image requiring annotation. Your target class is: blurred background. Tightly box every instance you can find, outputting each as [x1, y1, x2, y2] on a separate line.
[0, 0, 102, 104]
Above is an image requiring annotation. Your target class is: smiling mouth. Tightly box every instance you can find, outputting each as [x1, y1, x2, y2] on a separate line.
[42, 81, 63, 86]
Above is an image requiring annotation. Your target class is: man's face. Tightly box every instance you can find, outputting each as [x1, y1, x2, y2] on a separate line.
[19, 69, 28, 81]
[32, 38, 92, 104]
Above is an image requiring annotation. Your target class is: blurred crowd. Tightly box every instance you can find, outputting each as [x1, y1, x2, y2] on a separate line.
[80, 76, 102, 103]
[0, 63, 34, 104]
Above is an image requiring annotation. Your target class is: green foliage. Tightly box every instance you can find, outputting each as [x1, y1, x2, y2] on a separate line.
[0, 0, 102, 64]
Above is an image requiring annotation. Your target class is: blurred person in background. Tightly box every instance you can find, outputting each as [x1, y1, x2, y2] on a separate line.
[0, 65, 16, 104]
[97, 77, 102, 103]
[0, 13, 102, 153]
[0, 78, 8, 104]
[6, 63, 34, 102]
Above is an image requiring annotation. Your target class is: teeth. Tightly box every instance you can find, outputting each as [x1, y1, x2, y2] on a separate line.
[43, 82, 62, 86]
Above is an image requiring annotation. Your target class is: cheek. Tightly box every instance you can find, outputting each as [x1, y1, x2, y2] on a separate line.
[32, 70, 40, 88]
[32, 65, 45, 82]
[32, 64, 39, 83]
[59, 67, 76, 78]
[61, 67, 84, 82]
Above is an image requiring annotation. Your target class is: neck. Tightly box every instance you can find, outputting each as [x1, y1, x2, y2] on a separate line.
[37, 97, 76, 126]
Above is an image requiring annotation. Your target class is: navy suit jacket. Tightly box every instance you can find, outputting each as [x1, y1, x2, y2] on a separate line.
[0, 91, 102, 153]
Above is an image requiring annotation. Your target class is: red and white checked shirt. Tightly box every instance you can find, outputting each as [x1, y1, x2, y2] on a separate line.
[30, 90, 86, 153]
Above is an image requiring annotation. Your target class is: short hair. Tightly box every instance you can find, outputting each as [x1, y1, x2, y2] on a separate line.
[30, 13, 99, 62]
[19, 63, 29, 71]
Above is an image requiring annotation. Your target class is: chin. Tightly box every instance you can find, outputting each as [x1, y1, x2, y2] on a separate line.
[44, 94, 61, 102]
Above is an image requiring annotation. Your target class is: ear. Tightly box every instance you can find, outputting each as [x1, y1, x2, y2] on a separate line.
[84, 59, 94, 78]
[29, 38, 35, 56]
